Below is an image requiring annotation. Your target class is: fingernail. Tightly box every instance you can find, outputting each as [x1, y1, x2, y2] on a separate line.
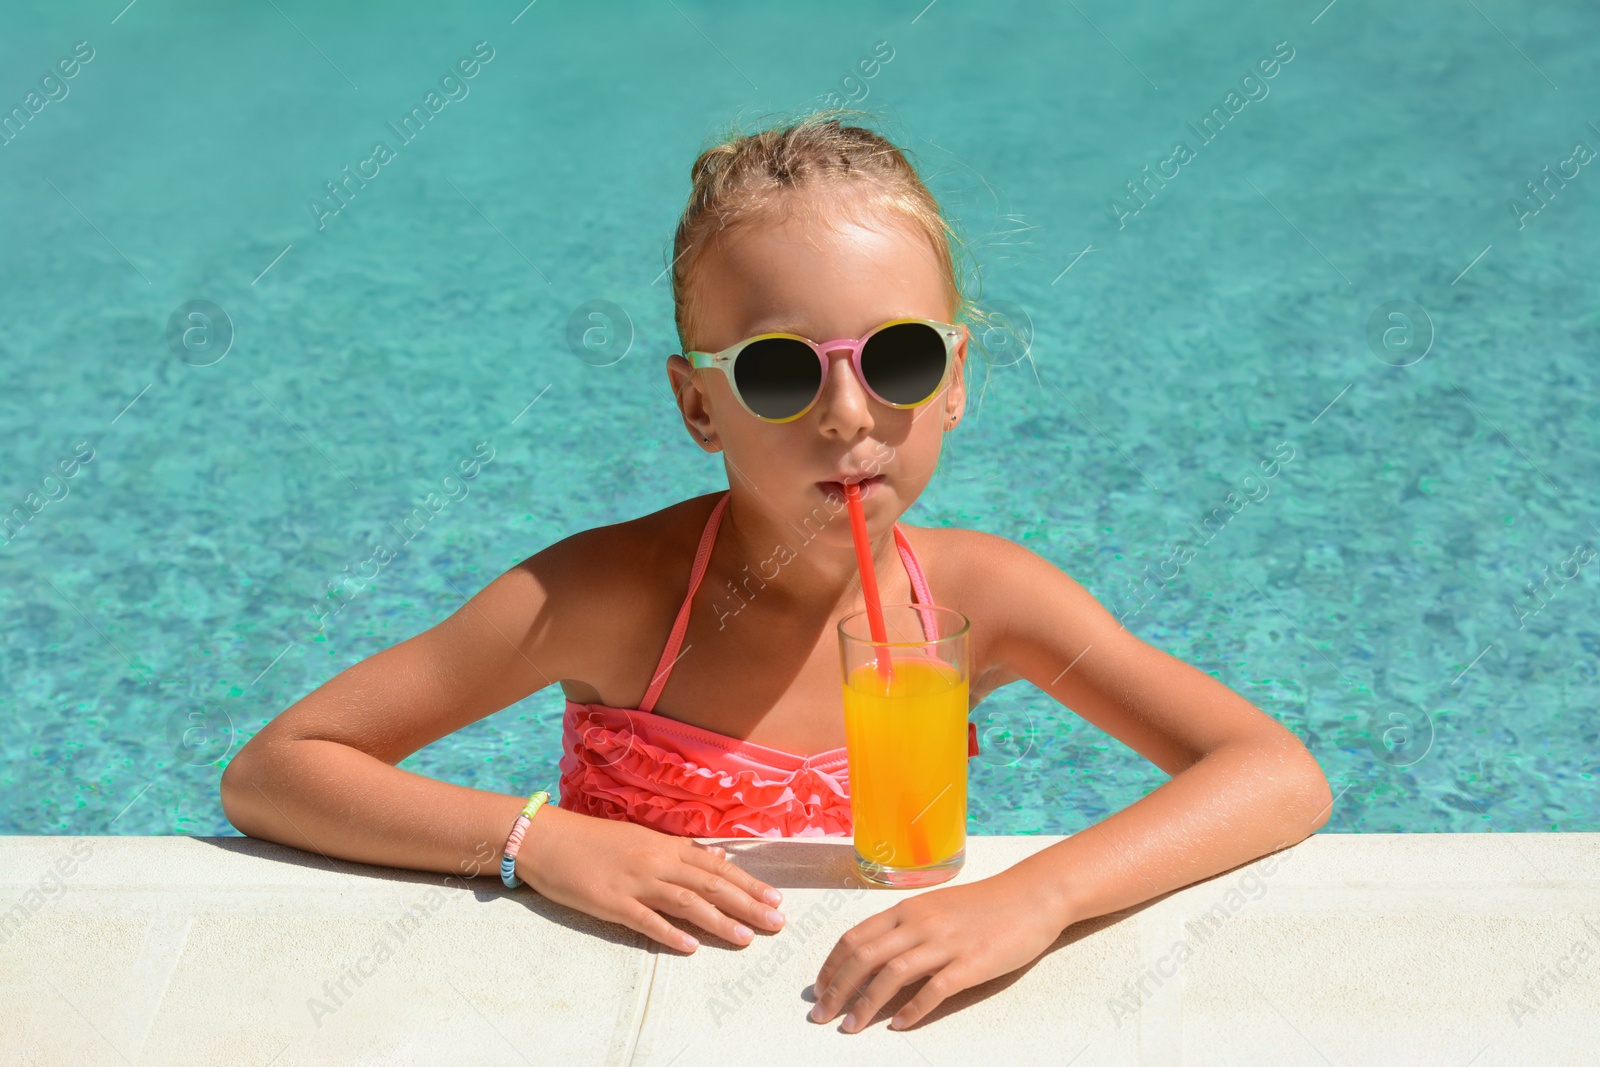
[733, 923, 753, 940]
[842, 1013, 857, 1031]
[763, 888, 783, 905]
[810, 1005, 825, 1023]
[681, 934, 698, 950]
[765, 909, 784, 926]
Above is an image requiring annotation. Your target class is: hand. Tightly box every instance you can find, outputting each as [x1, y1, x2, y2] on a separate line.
[517, 804, 787, 952]
[809, 870, 1065, 1033]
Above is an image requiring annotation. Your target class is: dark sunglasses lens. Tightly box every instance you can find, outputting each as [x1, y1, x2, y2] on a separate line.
[861, 323, 948, 405]
[734, 338, 821, 420]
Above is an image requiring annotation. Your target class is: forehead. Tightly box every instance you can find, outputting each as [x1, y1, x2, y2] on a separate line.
[691, 206, 949, 343]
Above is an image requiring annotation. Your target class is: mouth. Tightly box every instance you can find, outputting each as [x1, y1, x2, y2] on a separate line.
[817, 475, 885, 503]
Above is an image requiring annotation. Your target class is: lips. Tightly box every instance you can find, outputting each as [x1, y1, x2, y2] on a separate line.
[818, 474, 884, 502]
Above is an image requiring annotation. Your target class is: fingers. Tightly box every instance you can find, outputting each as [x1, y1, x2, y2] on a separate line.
[608, 840, 789, 955]
[810, 922, 922, 1026]
[649, 863, 786, 950]
[656, 876, 756, 947]
[822, 943, 951, 1034]
[681, 841, 786, 911]
[619, 899, 702, 954]
[882, 962, 962, 1032]
[690, 859, 788, 935]
[810, 912, 895, 1015]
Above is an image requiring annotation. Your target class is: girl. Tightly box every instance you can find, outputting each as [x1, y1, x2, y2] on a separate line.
[221, 111, 1333, 1036]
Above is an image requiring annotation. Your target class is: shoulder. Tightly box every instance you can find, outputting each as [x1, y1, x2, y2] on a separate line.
[905, 524, 1012, 564]
[606, 491, 725, 575]
[892, 523, 1009, 640]
[895, 523, 1042, 601]
[903, 525, 1128, 689]
[528, 492, 720, 607]
[515, 494, 721, 687]
[942, 526, 1114, 631]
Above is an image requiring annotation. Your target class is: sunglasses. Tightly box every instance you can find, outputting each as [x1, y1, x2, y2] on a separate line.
[687, 317, 966, 424]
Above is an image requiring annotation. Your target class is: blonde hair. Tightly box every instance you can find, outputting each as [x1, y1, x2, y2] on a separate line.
[666, 108, 997, 360]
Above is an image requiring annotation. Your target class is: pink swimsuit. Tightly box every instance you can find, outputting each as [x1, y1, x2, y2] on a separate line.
[557, 490, 980, 839]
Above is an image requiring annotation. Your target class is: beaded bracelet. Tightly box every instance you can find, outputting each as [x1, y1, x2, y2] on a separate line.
[500, 789, 552, 889]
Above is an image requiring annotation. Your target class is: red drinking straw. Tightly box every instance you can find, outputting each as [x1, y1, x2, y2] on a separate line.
[843, 481, 893, 684]
[845, 482, 930, 867]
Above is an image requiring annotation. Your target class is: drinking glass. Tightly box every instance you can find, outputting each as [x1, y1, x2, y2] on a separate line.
[838, 604, 970, 887]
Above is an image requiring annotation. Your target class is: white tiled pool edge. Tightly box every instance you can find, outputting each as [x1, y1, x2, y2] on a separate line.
[2, 833, 1597, 1065]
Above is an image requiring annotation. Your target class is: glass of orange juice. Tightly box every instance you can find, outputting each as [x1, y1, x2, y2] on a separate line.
[838, 604, 970, 888]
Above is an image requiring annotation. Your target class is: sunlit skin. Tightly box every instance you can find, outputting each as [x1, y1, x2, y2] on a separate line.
[221, 190, 1334, 1039]
[665, 194, 1335, 1034]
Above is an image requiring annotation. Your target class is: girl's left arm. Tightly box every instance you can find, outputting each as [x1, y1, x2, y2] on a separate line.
[810, 532, 1334, 1034]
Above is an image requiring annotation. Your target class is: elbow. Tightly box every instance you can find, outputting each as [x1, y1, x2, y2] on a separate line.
[218, 751, 253, 836]
[1285, 741, 1334, 838]
[219, 736, 273, 837]
[1241, 731, 1333, 845]
[1303, 762, 1334, 833]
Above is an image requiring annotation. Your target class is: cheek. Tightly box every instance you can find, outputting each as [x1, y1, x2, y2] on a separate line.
[719, 416, 797, 468]
[706, 374, 744, 417]
[886, 425, 943, 476]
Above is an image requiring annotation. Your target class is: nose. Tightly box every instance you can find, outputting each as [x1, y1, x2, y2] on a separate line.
[813, 345, 874, 437]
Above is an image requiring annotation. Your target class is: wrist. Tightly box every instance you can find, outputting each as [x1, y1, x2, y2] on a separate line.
[512, 798, 562, 890]
[997, 853, 1081, 935]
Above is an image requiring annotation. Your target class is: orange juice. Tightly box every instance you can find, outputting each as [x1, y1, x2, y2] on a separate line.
[842, 656, 969, 870]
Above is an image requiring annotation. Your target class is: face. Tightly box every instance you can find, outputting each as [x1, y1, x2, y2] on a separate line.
[665, 202, 968, 527]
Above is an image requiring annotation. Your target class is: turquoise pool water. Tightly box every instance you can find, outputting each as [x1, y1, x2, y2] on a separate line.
[2, 1, 1596, 837]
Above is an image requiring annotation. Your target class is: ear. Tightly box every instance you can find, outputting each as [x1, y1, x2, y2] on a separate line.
[666, 353, 718, 449]
[944, 327, 970, 430]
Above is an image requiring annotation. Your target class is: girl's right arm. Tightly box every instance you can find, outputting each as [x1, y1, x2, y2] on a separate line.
[219, 530, 786, 952]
